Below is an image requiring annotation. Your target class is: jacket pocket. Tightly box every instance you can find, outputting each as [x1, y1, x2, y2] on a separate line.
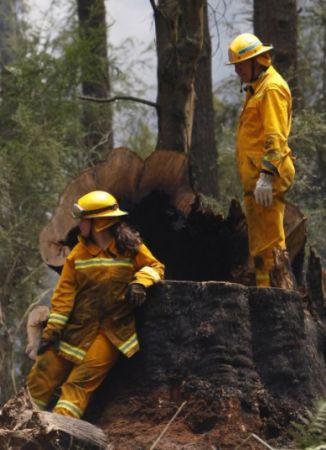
[239, 153, 261, 193]
[274, 154, 295, 193]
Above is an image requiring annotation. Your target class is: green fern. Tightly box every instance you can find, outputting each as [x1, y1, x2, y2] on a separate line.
[291, 400, 326, 449]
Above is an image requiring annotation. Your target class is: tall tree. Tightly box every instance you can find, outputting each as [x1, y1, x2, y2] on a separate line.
[151, 0, 218, 198]
[77, 0, 113, 156]
[253, 0, 301, 109]
[190, 2, 218, 198]
[0, 0, 18, 66]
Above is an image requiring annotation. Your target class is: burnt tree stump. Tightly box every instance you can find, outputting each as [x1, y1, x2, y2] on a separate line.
[88, 281, 326, 449]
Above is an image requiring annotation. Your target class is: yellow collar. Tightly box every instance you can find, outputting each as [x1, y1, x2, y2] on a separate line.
[246, 65, 274, 93]
[78, 235, 118, 257]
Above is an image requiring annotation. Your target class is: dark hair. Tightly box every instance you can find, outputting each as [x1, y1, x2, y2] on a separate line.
[111, 222, 142, 256]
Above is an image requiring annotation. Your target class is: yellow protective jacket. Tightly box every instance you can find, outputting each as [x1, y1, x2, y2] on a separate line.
[42, 236, 164, 364]
[236, 65, 295, 194]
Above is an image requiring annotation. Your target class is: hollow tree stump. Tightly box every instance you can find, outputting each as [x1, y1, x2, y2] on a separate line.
[40, 147, 306, 288]
[81, 280, 326, 449]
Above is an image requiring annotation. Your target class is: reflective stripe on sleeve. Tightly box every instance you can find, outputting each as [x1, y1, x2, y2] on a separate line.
[138, 266, 161, 282]
[47, 312, 69, 327]
[118, 333, 138, 355]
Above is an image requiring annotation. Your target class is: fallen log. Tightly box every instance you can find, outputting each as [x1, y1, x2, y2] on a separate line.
[0, 389, 110, 450]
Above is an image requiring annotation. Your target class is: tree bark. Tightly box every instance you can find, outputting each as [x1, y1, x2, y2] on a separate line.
[0, 0, 17, 67]
[154, 0, 204, 152]
[76, 0, 113, 154]
[189, 2, 219, 198]
[253, 0, 301, 110]
[94, 281, 326, 448]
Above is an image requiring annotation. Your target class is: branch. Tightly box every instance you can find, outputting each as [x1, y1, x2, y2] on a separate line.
[149, 0, 158, 13]
[79, 95, 157, 109]
[149, 401, 187, 450]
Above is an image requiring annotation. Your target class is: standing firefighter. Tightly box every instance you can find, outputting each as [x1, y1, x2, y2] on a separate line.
[227, 33, 295, 287]
[27, 190, 164, 418]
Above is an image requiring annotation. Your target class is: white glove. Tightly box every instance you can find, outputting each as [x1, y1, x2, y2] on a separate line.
[254, 173, 273, 206]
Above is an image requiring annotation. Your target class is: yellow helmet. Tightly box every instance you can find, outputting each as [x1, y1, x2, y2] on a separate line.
[227, 33, 273, 65]
[72, 191, 128, 219]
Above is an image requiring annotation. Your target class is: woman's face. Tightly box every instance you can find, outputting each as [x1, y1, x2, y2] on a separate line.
[79, 219, 91, 238]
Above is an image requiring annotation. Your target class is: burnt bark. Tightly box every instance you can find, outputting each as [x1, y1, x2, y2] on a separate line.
[253, 0, 301, 110]
[307, 246, 326, 319]
[92, 281, 326, 448]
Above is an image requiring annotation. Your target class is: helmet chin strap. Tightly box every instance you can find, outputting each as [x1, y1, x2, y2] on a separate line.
[250, 58, 256, 82]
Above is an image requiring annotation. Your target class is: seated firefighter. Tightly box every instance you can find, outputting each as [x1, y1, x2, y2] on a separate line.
[27, 190, 164, 419]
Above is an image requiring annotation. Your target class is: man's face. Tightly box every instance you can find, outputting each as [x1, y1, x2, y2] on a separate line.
[234, 59, 254, 83]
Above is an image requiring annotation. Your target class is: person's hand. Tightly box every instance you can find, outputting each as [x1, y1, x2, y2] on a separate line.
[254, 173, 273, 206]
[25, 340, 40, 360]
[125, 283, 146, 307]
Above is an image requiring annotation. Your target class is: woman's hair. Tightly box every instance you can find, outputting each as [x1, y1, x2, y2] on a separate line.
[111, 222, 142, 256]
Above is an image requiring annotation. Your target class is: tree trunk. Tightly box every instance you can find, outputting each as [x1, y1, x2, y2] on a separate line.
[0, 0, 17, 67]
[253, 0, 301, 110]
[189, 2, 218, 199]
[76, 0, 113, 155]
[153, 0, 204, 153]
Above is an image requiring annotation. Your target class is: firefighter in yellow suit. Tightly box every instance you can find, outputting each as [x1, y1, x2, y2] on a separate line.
[27, 190, 165, 418]
[227, 33, 295, 287]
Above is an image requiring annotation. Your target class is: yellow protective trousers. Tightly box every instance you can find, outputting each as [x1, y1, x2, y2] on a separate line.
[27, 332, 119, 418]
[244, 193, 286, 287]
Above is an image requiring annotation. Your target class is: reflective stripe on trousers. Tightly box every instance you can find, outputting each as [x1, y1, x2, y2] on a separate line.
[27, 332, 119, 418]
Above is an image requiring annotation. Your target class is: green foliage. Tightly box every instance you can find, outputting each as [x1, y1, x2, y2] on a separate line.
[214, 79, 243, 214]
[0, 11, 102, 402]
[0, 4, 158, 404]
[297, 0, 326, 109]
[288, 110, 326, 264]
[124, 119, 156, 160]
[291, 400, 326, 449]
[108, 38, 157, 157]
